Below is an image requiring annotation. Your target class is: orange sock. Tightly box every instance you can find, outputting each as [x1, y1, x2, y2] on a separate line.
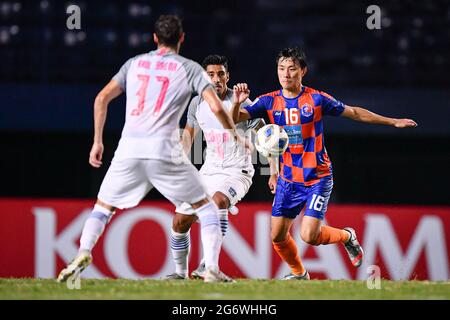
[273, 234, 305, 275]
[314, 226, 350, 245]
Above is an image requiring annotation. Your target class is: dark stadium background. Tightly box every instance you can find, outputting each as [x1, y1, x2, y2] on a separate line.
[1, 0, 449, 206]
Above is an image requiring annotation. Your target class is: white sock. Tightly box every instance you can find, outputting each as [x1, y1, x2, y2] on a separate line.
[170, 229, 190, 277]
[218, 209, 229, 237]
[196, 202, 222, 270]
[79, 204, 113, 252]
[197, 209, 228, 265]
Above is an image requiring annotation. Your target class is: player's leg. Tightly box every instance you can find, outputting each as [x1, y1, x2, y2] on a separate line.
[300, 216, 349, 245]
[271, 178, 309, 280]
[191, 191, 230, 279]
[79, 199, 115, 254]
[212, 172, 253, 240]
[165, 204, 198, 280]
[213, 192, 231, 237]
[57, 159, 152, 282]
[146, 160, 230, 282]
[57, 199, 115, 282]
[271, 216, 309, 280]
[191, 172, 252, 279]
[190, 198, 234, 282]
[300, 176, 364, 267]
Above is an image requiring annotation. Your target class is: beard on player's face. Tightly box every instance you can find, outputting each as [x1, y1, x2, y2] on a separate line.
[206, 65, 229, 98]
[212, 76, 229, 97]
[214, 81, 226, 96]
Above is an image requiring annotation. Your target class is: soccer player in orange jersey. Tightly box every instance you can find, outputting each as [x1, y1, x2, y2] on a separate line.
[231, 48, 417, 279]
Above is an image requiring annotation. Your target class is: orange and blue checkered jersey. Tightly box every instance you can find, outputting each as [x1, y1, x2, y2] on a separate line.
[245, 87, 345, 186]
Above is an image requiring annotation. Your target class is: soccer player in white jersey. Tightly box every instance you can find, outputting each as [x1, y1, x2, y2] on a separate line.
[165, 55, 266, 280]
[57, 15, 247, 283]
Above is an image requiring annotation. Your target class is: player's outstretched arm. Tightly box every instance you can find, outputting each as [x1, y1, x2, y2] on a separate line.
[231, 83, 252, 123]
[341, 105, 418, 128]
[89, 80, 123, 168]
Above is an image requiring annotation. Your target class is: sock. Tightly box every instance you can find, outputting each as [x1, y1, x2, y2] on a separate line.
[196, 209, 227, 267]
[218, 209, 228, 237]
[170, 229, 190, 277]
[313, 225, 350, 245]
[79, 204, 113, 252]
[273, 234, 305, 276]
[196, 202, 222, 270]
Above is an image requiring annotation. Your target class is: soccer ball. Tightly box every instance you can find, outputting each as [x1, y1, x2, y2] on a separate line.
[255, 124, 289, 157]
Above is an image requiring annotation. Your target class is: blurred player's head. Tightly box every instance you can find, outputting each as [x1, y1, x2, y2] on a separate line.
[153, 15, 185, 52]
[276, 47, 308, 92]
[202, 55, 230, 98]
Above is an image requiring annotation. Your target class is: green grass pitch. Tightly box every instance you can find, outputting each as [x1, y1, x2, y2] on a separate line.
[0, 278, 449, 300]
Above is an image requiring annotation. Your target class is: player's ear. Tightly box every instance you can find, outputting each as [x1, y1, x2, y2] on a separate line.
[301, 66, 308, 77]
[153, 33, 159, 45]
[179, 32, 185, 44]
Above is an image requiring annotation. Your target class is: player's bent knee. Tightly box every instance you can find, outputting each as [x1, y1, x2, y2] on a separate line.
[271, 231, 288, 243]
[212, 192, 230, 210]
[172, 213, 196, 233]
[300, 230, 319, 245]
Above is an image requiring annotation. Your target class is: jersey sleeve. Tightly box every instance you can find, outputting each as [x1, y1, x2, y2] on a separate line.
[320, 91, 345, 116]
[186, 96, 200, 128]
[244, 96, 270, 119]
[112, 58, 133, 91]
[247, 118, 266, 131]
[241, 98, 265, 130]
[184, 60, 214, 96]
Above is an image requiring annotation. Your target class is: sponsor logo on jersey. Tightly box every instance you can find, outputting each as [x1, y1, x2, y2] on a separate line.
[301, 104, 313, 117]
[228, 187, 237, 197]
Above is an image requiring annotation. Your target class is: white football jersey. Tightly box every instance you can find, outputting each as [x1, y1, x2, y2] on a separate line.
[187, 89, 263, 175]
[112, 48, 213, 160]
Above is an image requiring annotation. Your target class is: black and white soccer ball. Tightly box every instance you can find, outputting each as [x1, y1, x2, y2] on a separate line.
[255, 124, 289, 157]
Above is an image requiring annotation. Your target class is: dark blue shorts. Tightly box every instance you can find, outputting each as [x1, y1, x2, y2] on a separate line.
[272, 175, 333, 220]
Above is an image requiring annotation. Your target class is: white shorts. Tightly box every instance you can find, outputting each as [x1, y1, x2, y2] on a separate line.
[97, 158, 207, 209]
[175, 170, 253, 215]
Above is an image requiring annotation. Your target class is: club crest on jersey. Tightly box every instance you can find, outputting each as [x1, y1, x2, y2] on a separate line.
[301, 104, 313, 117]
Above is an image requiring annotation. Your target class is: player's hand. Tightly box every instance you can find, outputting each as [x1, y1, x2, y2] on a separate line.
[268, 174, 278, 194]
[89, 142, 104, 168]
[393, 118, 418, 128]
[232, 83, 250, 105]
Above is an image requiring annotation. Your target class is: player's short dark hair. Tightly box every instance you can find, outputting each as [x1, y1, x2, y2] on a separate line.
[201, 55, 229, 71]
[154, 15, 183, 47]
[276, 47, 307, 69]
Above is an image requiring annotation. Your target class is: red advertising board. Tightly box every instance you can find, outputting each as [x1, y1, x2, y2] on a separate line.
[0, 199, 449, 280]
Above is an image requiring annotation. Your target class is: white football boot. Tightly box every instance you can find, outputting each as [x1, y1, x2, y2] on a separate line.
[57, 250, 92, 283]
[191, 261, 206, 279]
[204, 267, 235, 283]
